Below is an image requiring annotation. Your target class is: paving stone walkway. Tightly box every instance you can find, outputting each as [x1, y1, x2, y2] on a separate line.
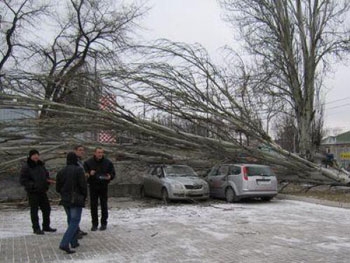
[1, 197, 350, 263]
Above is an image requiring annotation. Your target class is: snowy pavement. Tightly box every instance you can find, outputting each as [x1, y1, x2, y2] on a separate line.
[1, 197, 350, 262]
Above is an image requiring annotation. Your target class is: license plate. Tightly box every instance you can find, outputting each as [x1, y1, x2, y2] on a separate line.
[257, 180, 271, 185]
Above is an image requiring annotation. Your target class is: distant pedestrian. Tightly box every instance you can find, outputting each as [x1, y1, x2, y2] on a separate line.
[73, 145, 88, 239]
[56, 152, 87, 254]
[20, 149, 57, 235]
[325, 149, 335, 168]
[84, 147, 115, 231]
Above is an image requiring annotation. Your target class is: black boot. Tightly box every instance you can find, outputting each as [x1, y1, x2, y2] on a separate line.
[79, 229, 88, 236]
[43, 227, 57, 232]
[59, 246, 76, 254]
[33, 229, 45, 235]
[71, 242, 80, 248]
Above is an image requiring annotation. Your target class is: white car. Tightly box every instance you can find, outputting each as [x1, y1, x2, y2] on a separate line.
[141, 164, 209, 203]
[207, 164, 278, 202]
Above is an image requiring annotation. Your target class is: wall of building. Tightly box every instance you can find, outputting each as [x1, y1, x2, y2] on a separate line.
[0, 108, 37, 121]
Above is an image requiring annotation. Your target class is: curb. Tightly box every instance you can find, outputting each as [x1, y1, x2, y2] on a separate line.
[277, 193, 350, 209]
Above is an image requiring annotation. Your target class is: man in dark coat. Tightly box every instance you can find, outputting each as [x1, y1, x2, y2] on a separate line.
[56, 152, 87, 254]
[73, 145, 88, 238]
[84, 147, 115, 231]
[20, 149, 56, 235]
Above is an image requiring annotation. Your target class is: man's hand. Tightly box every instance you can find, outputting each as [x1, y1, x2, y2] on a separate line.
[90, 170, 96, 176]
[47, 178, 56, 184]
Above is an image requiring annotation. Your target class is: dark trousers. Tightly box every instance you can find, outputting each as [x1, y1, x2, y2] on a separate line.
[27, 192, 51, 231]
[89, 185, 108, 227]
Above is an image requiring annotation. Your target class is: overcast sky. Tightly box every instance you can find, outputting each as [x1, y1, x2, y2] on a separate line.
[141, 0, 350, 134]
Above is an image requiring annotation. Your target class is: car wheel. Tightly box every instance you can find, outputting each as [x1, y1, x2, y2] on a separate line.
[261, 196, 273, 201]
[225, 187, 238, 203]
[161, 188, 170, 205]
[140, 186, 145, 198]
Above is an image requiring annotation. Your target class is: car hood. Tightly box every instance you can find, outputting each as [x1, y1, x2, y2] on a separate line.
[165, 176, 207, 185]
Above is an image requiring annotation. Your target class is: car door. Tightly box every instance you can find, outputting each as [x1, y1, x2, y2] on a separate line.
[143, 167, 156, 197]
[145, 166, 163, 198]
[228, 165, 243, 196]
[153, 166, 165, 198]
[208, 165, 229, 198]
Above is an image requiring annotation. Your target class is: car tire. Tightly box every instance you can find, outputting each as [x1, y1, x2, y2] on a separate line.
[162, 188, 170, 205]
[225, 187, 238, 203]
[140, 186, 145, 198]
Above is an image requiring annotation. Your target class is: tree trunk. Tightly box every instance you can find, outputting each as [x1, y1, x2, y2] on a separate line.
[297, 107, 314, 160]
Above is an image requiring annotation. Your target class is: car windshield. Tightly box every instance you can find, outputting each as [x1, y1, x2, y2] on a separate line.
[246, 166, 274, 177]
[165, 165, 198, 177]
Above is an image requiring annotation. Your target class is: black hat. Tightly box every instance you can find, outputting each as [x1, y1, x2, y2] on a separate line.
[29, 149, 39, 157]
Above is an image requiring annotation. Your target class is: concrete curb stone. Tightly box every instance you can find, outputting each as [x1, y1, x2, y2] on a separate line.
[277, 193, 350, 209]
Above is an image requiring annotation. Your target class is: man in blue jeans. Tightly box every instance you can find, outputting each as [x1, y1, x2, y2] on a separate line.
[73, 145, 89, 239]
[56, 152, 87, 254]
[60, 206, 83, 253]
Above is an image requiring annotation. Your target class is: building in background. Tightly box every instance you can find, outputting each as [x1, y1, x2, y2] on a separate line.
[0, 105, 38, 144]
[0, 108, 37, 121]
[322, 131, 350, 168]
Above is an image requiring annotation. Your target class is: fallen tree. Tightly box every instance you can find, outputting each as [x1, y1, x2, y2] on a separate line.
[1, 91, 349, 185]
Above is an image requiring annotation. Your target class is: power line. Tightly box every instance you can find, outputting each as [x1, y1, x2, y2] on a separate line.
[325, 103, 350, 111]
[323, 96, 350, 106]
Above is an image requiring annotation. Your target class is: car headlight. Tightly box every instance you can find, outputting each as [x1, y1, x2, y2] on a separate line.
[172, 183, 184, 190]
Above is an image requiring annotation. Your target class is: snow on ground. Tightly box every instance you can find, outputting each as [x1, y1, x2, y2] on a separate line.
[1, 199, 350, 241]
[0, 200, 350, 241]
[1, 198, 350, 262]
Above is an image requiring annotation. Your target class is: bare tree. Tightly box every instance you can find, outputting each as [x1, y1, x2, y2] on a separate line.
[0, 0, 50, 91]
[219, 0, 350, 159]
[6, 0, 146, 116]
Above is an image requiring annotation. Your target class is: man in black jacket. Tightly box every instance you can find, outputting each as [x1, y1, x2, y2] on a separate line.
[84, 147, 115, 231]
[20, 149, 56, 235]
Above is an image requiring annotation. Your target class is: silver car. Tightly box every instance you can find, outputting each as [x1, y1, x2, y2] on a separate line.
[141, 164, 209, 203]
[207, 164, 278, 202]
